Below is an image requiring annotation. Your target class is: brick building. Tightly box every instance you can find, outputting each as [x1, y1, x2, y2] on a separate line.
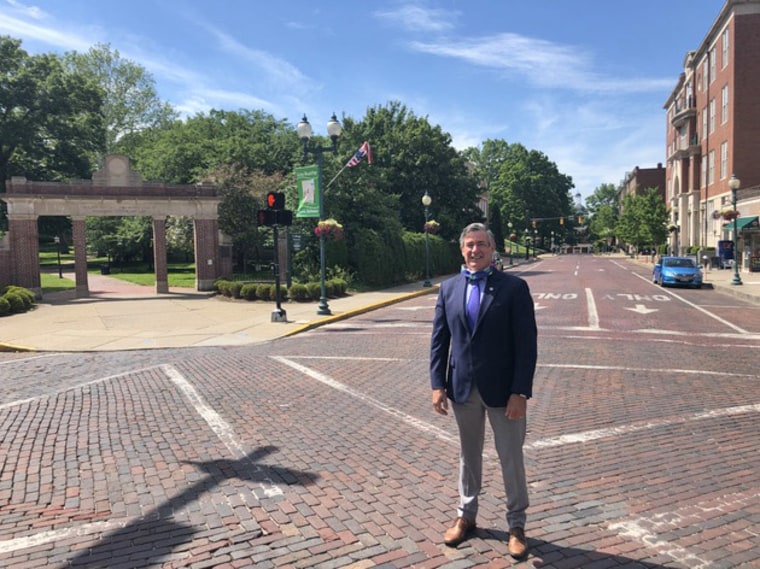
[664, 0, 760, 272]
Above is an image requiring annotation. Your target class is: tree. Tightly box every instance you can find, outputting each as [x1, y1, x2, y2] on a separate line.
[466, 139, 574, 244]
[64, 43, 177, 156]
[0, 36, 104, 193]
[587, 183, 620, 251]
[616, 188, 668, 254]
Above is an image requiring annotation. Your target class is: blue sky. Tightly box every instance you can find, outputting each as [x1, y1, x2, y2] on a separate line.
[1, 0, 726, 198]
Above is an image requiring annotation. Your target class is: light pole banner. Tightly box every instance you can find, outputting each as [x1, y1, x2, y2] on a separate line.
[295, 165, 320, 218]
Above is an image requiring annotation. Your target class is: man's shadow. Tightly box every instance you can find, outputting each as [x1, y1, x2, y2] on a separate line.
[475, 529, 675, 568]
[65, 445, 317, 568]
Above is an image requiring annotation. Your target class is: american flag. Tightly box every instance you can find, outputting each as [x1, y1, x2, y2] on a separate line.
[346, 141, 373, 167]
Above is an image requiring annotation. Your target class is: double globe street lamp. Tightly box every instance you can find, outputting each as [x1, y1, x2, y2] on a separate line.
[422, 191, 433, 287]
[297, 113, 343, 315]
[728, 173, 743, 286]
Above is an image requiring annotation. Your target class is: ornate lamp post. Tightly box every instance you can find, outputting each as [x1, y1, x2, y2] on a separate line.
[508, 222, 514, 265]
[297, 113, 343, 315]
[728, 174, 743, 286]
[524, 229, 530, 260]
[422, 191, 433, 287]
[533, 228, 538, 258]
[53, 236, 62, 278]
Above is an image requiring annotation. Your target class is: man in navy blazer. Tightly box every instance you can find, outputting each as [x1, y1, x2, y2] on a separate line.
[430, 222, 537, 560]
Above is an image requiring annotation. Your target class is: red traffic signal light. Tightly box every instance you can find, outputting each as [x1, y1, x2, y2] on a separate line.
[266, 192, 285, 210]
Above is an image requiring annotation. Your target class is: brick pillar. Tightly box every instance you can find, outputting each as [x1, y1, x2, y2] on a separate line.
[72, 217, 89, 298]
[193, 218, 220, 291]
[152, 217, 169, 294]
[8, 216, 41, 295]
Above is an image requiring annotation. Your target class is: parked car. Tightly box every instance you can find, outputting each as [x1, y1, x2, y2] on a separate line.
[652, 256, 703, 288]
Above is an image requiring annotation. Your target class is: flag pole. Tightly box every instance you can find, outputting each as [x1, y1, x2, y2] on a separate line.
[325, 164, 349, 189]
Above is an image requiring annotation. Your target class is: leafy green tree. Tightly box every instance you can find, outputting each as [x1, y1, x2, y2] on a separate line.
[616, 188, 668, 253]
[0, 36, 104, 193]
[337, 102, 481, 240]
[64, 43, 177, 155]
[587, 183, 620, 251]
[129, 109, 299, 184]
[467, 139, 574, 242]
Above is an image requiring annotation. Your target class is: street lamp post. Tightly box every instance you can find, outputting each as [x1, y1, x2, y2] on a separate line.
[533, 228, 538, 258]
[297, 113, 342, 315]
[422, 191, 432, 287]
[53, 236, 62, 278]
[524, 229, 529, 260]
[551, 231, 555, 254]
[728, 174, 743, 286]
[508, 222, 514, 265]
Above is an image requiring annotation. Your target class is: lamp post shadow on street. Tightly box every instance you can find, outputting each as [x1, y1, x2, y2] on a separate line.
[297, 114, 342, 315]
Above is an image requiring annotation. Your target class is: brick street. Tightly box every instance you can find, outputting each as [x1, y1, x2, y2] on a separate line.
[1, 256, 758, 568]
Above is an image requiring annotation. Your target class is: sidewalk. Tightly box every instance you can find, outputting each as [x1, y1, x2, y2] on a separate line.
[0, 271, 444, 352]
[2, 256, 758, 353]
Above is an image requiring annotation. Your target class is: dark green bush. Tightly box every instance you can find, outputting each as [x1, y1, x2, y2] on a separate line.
[230, 282, 243, 299]
[288, 283, 309, 301]
[306, 282, 321, 301]
[4, 292, 26, 313]
[241, 283, 257, 300]
[256, 284, 272, 301]
[0, 297, 9, 316]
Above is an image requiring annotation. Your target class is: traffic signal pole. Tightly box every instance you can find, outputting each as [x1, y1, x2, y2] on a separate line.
[271, 224, 287, 323]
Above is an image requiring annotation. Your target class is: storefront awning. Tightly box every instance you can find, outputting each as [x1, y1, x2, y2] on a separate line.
[735, 216, 759, 231]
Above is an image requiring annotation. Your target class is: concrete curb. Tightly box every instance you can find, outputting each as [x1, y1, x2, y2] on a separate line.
[283, 285, 440, 338]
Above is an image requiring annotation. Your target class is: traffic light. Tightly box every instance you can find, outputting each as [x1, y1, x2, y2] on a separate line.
[559, 217, 564, 225]
[266, 192, 285, 210]
[531, 219, 537, 228]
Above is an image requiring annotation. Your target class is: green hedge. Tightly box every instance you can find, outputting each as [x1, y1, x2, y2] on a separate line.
[0, 285, 36, 316]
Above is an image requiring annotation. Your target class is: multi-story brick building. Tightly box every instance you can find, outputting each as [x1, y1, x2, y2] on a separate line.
[664, 0, 760, 272]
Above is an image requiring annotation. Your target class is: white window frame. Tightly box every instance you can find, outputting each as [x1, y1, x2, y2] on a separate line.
[722, 28, 729, 69]
[720, 141, 728, 181]
[708, 150, 715, 185]
[721, 85, 729, 124]
[709, 99, 716, 134]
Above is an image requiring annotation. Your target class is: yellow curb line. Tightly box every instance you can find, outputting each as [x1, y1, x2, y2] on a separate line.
[0, 341, 36, 353]
[283, 285, 440, 338]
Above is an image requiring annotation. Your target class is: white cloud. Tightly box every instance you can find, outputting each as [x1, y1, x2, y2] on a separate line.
[0, 9, 94, 51]
[409, 33, 672, 94]
[373, 3, 459, 33]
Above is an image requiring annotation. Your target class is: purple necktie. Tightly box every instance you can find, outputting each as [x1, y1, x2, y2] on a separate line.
[467, 281, 480, 331]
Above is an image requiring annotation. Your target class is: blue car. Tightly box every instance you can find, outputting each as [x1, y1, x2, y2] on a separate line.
[653, 256, 703, 288]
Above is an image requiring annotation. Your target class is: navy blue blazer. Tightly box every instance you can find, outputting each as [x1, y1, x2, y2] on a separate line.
[430, 270, 537, 407]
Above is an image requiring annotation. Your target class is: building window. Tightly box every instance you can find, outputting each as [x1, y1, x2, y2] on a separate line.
[710, 47, 716, 83]
[720, 141, 728, 180]
[722, 28, 729, 68]
[701, 156, 707, 188]
[702, 108, 708, 140]
[721, 85, 729, 124]
[708, 150, 715, 185]
[709, 99, 716, 134]
[703, 59, 709, 91]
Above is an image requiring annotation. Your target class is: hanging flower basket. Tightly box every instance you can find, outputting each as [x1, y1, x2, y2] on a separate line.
[315, 218, 344, 241]
[722, 209, 740, 222]
[424, 220, 440, 234]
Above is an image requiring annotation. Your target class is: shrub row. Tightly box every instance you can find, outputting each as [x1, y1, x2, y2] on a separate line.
[214, 278, 348, 303]
[0, 285, 36, 316]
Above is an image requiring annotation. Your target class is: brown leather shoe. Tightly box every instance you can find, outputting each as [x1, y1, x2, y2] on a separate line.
[508, 527, 528, 559]
[443, 517, 476, 547]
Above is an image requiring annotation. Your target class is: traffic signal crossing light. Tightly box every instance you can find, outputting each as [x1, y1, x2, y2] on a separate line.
[258, 192, 292, 226]
[266, 192, 285, 210]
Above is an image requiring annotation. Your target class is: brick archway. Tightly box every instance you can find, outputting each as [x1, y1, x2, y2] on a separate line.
[1, 154, 231, 298]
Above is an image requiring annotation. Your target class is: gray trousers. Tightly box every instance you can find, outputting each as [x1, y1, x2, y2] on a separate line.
[452, 386, 529, 530]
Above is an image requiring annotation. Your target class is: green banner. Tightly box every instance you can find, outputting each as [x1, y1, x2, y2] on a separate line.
[295, 165, 320, 218]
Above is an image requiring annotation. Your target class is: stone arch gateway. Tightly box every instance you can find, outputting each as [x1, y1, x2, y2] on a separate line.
[0, 155, 232, 298]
